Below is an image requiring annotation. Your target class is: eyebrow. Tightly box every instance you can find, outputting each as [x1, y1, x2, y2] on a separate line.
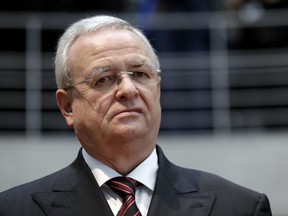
[87, 60, 154, 78]
[87, 66, 111, 79]
[129, 60, 153, 68]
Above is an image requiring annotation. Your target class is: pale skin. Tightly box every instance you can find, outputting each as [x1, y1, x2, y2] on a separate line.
[56, 29, 161, 175]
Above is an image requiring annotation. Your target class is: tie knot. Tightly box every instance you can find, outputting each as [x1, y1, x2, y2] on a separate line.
[107, 177, 139, 197]
[107, 177, 142, 216]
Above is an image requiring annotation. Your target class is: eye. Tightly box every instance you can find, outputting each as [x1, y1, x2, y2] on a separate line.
[131, 71, 149, 79]
[91, 75, 115, 89]
[98, 76, 112, 83]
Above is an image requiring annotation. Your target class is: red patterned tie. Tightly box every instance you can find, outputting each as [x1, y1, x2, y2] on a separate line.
[107, 177, 142, 216]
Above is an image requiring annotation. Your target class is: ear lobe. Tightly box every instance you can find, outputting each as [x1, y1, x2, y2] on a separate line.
[55, 89, 74, 127]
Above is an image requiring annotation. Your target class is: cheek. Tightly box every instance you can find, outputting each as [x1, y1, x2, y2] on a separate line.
[84, 91, 114, 121]
[152, 86, 162, 120]
[71, 101, 91, 125]
[71, 100, 103, 137]
[141, 86, 161, 116]
[145, 88, 161, 132]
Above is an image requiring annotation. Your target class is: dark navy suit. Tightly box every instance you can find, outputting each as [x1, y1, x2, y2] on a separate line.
[0, 146, 272, 215]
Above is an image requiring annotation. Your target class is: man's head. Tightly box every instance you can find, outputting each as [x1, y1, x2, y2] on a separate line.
[55, 15, 160, 90]
[55, 15, 162, 173]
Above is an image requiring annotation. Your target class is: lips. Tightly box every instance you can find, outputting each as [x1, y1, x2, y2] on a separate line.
[114, 108, 143, 117]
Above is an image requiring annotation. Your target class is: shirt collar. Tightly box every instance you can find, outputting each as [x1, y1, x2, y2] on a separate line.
[82, 148, 158, 191]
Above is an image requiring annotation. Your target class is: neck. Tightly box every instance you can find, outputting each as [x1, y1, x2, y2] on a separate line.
[87, 142, 155, 176]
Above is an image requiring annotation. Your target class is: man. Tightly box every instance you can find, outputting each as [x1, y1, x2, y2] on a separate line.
[0, 15, 272, 216]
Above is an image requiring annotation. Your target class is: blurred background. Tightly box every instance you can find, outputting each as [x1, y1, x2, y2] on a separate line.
[0, 0, 287, 215]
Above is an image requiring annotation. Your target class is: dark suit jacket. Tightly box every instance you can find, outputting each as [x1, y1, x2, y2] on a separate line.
[0, 145, 272, 216]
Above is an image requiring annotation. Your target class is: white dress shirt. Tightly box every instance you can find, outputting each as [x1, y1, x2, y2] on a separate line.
[82, 148, 158, 216]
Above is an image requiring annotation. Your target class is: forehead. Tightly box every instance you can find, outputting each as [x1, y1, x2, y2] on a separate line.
[67, 29, 155, 76]
[71, 29, 152, 60]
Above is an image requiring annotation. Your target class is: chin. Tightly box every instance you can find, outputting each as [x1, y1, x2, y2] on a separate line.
[112, 126, 146, 140]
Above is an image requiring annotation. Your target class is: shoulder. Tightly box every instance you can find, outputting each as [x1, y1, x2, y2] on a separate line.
[0, 157, 82, 215]
[156, 146, 271, 214]
[157, 145, 263, 196]
[0, 167, 67, 215]
[0, 165, 68, 199]
[169, 159, 263, 197]
[166, 161, 271, 214]
[0, 150, 84, 201]
[0, 149, 87, 198]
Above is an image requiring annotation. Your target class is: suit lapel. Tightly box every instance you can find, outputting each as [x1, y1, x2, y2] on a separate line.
[30, 146, 216, 216]
[148, 146, 216, 216]
[32, 149, 114, 216]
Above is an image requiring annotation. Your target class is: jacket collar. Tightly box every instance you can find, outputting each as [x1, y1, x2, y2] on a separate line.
[32, 146, 215, 216]
[147, 146, 216, 216]
[32, 149, 114, 216]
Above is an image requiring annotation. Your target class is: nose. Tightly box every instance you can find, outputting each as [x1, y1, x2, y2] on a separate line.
[115, 75, 139, 101]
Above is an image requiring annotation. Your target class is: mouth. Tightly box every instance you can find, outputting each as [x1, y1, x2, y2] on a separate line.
[114, 108, 143, 117]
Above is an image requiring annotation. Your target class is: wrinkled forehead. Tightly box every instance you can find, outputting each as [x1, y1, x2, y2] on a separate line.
[83, 55, 157, 80]
[67, 29, 156, 77]
[69, 29, 156, 66]
[92, 53, 154, 68]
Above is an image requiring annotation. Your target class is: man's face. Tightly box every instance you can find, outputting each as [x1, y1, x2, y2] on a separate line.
[57, 29, 161, 156]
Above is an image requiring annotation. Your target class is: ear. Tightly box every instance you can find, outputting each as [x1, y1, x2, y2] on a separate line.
[55, 89, 74, 127]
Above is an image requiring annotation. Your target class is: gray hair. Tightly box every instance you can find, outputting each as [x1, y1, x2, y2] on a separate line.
[54, 15, 160, 89]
